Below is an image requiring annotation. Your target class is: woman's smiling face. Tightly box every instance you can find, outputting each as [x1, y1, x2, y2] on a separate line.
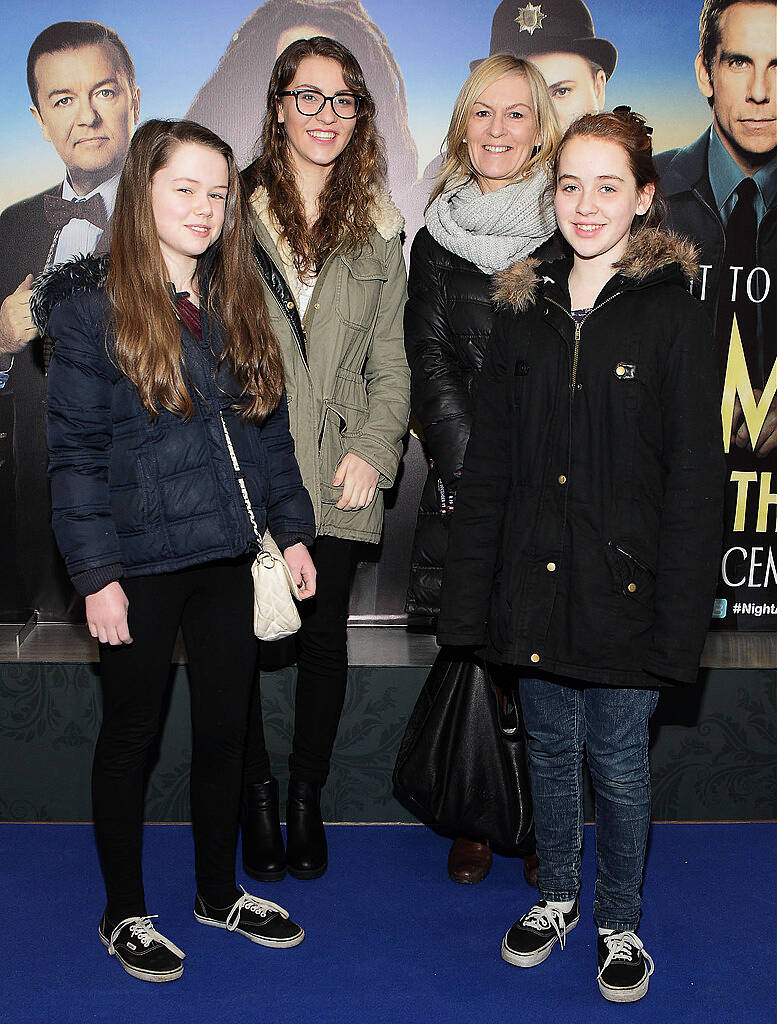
[277, 55, 357, 176]
[466, 73, 539, 191]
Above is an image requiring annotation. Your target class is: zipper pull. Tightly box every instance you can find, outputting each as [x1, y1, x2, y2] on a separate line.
[574, 320, 582, 343]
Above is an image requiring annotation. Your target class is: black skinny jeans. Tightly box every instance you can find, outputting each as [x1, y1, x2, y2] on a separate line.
[245, 535, 358, 788]
[93, 557, 257, 923]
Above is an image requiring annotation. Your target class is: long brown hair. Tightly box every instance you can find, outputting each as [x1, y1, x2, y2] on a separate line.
[244, 36, 386, 276]
[108, 119, 284, 422]
[552, 108, 666, 235]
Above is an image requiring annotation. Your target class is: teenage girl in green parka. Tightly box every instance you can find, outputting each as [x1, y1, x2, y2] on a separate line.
[240, 36, 410, 883]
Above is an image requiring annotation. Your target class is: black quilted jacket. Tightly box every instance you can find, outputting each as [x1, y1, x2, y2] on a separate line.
[404, 226, 559, 616]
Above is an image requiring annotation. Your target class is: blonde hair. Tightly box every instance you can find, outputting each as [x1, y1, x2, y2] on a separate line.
[429, 55, 560, 206]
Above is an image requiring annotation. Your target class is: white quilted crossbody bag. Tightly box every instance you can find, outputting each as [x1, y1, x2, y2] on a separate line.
[220, 413, 302, 641]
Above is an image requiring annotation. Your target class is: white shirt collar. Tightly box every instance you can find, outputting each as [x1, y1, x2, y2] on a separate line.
[61, 172, 121, 218]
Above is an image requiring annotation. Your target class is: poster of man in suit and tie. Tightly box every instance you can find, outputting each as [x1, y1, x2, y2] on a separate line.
[656, 0, 776, 629]
[0, 21, 139, 621]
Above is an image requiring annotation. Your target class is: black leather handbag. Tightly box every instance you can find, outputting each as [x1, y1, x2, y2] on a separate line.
[393, 650, 534, 853]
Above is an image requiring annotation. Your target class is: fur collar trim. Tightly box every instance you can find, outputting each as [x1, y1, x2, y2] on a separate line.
[250, 185, 403, 303]
[31, 253, 108, 334]
[492, 228, 699, 312]
[250, 185, 404, 244]
[370, 189, 405, 241]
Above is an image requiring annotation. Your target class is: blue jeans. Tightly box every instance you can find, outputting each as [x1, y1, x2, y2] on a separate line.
[519, 676, 659, 931]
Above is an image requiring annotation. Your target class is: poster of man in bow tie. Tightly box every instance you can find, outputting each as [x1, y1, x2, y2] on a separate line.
[0, 21, 140, 621]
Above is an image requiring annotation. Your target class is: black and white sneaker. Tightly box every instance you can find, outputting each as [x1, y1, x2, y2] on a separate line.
[501, 898, 579, 967]
[194, 887, 305, 948]
[98, 913, 185, 983]
[597, 930, 654, 1002]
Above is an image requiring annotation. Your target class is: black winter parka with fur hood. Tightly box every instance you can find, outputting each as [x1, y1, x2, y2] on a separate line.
[436, 229, 726, 688]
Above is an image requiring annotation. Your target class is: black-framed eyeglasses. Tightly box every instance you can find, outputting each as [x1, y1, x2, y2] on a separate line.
[278, 89, 361, 119]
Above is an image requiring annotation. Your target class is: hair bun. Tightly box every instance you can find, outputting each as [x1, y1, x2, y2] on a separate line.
[612, 105, 653, 138]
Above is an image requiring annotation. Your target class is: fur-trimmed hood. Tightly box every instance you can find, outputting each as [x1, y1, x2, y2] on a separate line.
[492, 228, 699, 312]
[31, 253, 109, 335]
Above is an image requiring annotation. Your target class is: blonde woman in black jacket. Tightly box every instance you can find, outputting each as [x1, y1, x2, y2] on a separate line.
[405, 54, 560, 886]
[438, 110, 725, 1003]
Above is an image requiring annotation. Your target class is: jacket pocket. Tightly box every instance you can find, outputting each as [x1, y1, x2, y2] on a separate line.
[318, 404, 347, 506]
[335, 255, 387, 331]
[111, 455, 151, 536]
[330, 368, 368, 428]
[607, 540, 655, 610]
[319, 366, 374, 505]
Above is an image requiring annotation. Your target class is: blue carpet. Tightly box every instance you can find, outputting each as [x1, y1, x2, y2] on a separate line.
[2, 822, 774, 1023]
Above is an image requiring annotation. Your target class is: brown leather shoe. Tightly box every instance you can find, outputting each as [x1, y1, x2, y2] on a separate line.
[447, 837, 492, 884]
[523, 852, 539, 888]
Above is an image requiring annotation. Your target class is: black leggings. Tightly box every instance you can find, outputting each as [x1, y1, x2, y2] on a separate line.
[245, 535, 358, 787]
[93, 558, 257, 922]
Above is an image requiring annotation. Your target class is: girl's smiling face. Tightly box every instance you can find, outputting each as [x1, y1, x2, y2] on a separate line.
[554, 135, 654, 266]
[151, 141, 228, 278]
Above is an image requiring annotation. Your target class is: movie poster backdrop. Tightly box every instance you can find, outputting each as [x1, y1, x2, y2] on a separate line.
[1, 0, 774, 628]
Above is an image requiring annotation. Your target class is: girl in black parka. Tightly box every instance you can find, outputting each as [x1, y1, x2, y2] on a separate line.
[38, 120, 317, 983]
[437, 110, 725, 1003]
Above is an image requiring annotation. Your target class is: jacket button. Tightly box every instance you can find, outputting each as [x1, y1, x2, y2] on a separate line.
[557, 474, 566, 484]
[546, 562, 556, 572]
[314, 302, 320, 309]
[530, 652, 540, 663]
[616, 365, 626, 376]
[628, 582, 637, 593]
[287, 301, 294, 310]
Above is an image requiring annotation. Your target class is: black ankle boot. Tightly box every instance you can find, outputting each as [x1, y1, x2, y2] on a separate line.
[285, 778, 327, 880]
[241, 778, 286, 882]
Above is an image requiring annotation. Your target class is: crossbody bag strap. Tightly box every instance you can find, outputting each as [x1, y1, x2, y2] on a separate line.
[219, 411, 264, 552]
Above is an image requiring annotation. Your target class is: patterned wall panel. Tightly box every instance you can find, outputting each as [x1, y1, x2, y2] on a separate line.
[0, 665, 774, 822]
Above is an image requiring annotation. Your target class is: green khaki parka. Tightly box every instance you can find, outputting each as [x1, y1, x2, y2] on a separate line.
[250, 188, 410, 543]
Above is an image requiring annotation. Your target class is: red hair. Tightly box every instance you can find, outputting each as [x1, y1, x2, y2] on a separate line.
[553, 107, 667, 233]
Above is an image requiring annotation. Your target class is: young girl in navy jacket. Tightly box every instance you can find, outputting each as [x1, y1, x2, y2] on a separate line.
[437, 109, 725, 1002]
[35, 120, 316, 983]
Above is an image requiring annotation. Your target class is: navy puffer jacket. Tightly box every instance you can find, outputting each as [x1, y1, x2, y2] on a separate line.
[35, 255, 314, 595]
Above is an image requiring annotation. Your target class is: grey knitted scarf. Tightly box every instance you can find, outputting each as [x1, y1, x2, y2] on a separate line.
[425, 169, 555, 275]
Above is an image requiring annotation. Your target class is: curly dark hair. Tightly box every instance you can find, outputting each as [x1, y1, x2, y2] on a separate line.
[186, 0, 416, 218]
[244, 35, 387, 275]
